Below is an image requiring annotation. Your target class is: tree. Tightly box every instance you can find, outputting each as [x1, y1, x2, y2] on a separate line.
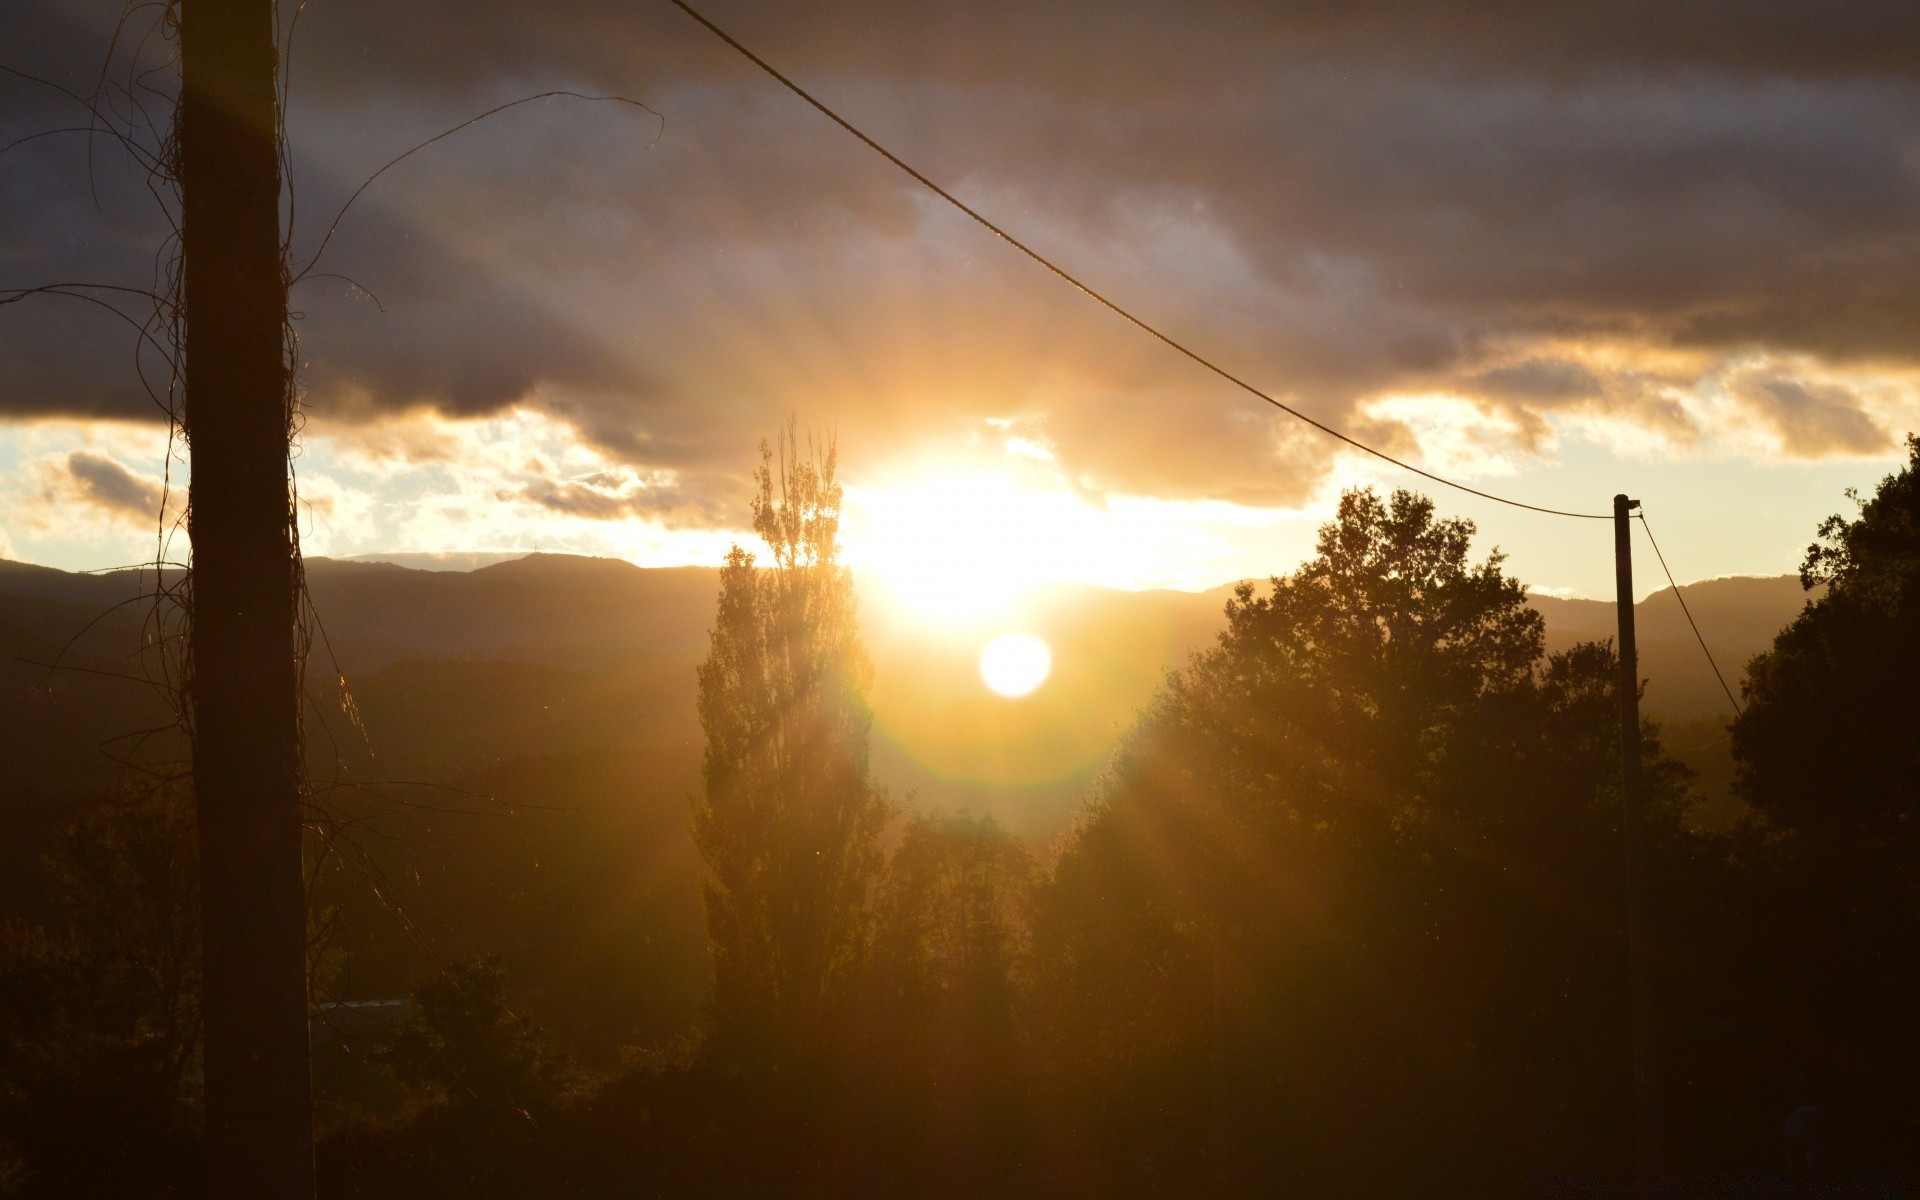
[319, 958, 576, 1200]
[1736, 434, 1920, 849]
[693, 425, 890, 1058]
[375, 958, 574, 1118]
[871, 810, 1034, 1046]
[1729, 435, 1920, 1161]
[0, 782, 202, 1198]
[869, 812, 1033, 1116]
[1037, 488, 1698, 1191]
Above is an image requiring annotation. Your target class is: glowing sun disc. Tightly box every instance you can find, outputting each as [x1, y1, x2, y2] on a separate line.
[979, 634, 1051, 698]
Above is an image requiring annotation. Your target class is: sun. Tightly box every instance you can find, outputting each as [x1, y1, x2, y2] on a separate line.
[844, 471, 1062, 626]
[842, 463, 1251, 629]
[979, 633, 1051, 697]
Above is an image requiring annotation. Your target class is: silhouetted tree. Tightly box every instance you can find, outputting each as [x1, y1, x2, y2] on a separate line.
[320, 958, 578, 1200]
[1729, 434, 1920, 1164]
[375, 957, 574, 1118]
[873, 810, 1034, 1045]
[0, 782, 202, 1198]
[694, 424, 890, 1061]
[1737, 434, 1920, 850]
[1038, 488, 1699, 1194]
[864, 811, 1035, 1176]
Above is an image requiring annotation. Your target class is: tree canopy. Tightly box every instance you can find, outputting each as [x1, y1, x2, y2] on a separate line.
[1039, 488, 1697, 1190]
[1726, 436, 1920, 1153]
[1737, 435, 1920, 850]
[693, 424, 890, 1057]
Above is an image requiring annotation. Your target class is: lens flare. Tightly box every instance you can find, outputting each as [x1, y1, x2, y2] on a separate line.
[979, 633, 1051, 698]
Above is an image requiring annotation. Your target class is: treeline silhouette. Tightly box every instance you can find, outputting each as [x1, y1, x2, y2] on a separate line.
[6, 435, 1920, 1196]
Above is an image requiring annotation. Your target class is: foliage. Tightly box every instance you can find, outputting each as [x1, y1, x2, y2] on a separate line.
[872, 809, 1035, 1022]
[36, 459, 1920, 1193]
[322, 958, 579, 1200]
[1728, 436, 1920, 1160]
[1799, 434, 1920, 597]
[862, 811, 1037, 1173]
[0, 781, 202, 1198]
[1037, 488, 1698, 1191]
[693, 423, 891, 1058]
[375, 957, 575, 1117]
[1738, 435, 1920, 848]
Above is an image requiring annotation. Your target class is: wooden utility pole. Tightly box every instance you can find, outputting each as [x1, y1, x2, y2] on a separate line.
[180, 0, 315, 1194]
[1612, 494, 1660, 1182]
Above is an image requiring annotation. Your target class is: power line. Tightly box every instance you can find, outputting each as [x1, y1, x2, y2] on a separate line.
[672, 1, 1766, 712]
[1635, 510, 1744, 718]
[665, 0, 1611, 522]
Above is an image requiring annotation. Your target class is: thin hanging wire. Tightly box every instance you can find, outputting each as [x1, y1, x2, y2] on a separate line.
[1636, 510, 1744, 718]
[665, 0, 1611, 521]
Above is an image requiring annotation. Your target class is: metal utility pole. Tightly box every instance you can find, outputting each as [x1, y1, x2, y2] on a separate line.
[1613, 494, 1660, 1181]
[180, 0, 314, 1194]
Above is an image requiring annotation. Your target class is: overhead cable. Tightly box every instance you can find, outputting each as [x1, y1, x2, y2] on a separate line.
[665, 0, 1611, 521]
[1636, 510, 1744, 718]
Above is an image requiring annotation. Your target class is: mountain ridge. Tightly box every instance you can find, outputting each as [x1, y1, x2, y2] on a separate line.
[0, 555, 1812, 839]
[0, 553, 1814, 1029]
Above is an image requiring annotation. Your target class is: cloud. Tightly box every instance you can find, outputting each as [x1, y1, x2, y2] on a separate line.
[520, 470, 717, 525]
[8, 0, 1920, 528]
[1, 432, 180, 551]
[1726, 367, 1894, 459]
[289, 407, 746, 559]
[64, 449, 164, 516]
[1472, 359, 1606, 405]
[282, 1, 1920, 104]
[1352, 393, 1550, 480]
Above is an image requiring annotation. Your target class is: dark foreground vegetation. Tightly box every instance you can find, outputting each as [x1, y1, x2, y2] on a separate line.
[6, 435, 1920, 1197]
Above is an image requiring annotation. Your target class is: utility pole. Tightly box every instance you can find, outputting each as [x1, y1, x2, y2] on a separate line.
[180, 0, 315, 1194]
[1613, 494, 1660, 1183]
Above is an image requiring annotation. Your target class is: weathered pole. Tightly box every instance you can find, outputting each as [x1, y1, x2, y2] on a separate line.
[179, 0, 314, 1194]
[1612, 494, 1660, 1182]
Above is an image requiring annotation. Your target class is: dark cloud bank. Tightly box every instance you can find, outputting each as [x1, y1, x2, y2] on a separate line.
[6, 0, 1920, 517]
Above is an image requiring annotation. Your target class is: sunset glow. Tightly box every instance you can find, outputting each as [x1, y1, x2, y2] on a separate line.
[842, 472, 1071, 625]
[978, 633, 1051, 698]
[841, 465, 1321, 621]
[14, 2, 1920, 1189]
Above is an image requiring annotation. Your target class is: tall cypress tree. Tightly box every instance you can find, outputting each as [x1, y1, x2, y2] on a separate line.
[694, 424, 889, 1059]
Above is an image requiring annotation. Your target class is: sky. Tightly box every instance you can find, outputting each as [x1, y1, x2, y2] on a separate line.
[5, 0, 1920, 604]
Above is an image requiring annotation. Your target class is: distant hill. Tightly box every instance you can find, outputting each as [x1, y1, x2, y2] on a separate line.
[1531, 574, 1815, 723]
[1530, 574, 1817, 827]
[0, 553, 1814, 824]
[0, 553, 1815, 1048]
[341, 551, 529, 572]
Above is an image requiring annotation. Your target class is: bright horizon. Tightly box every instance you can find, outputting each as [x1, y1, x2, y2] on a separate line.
[0, 408, 1897, 608]
[8, 0, 1919, 609]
